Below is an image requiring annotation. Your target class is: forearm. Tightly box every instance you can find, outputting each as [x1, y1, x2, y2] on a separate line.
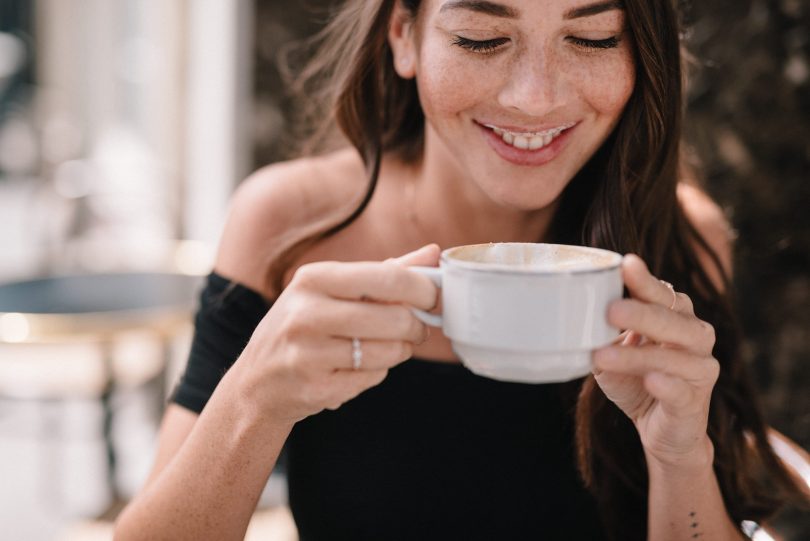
[114, 368, 293, 541]
[646, 437, 744, 541]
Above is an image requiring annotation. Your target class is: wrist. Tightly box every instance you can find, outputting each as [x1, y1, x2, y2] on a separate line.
[645, 435, 715, 476]
[220, 360, 297, 438]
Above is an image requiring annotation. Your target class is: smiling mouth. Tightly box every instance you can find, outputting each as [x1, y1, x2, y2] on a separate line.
[481, 122, 576, 151]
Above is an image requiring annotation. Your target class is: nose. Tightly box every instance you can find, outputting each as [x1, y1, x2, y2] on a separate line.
[497, 47, 565, 117]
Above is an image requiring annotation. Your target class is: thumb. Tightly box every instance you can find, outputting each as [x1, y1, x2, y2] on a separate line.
[387, 244, 441, 267]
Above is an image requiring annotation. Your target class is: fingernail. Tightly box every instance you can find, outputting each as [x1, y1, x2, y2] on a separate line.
[621, 330, 635, 346]
[632, 254, 651, 273]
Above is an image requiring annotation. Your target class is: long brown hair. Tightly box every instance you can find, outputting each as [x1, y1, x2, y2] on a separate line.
[270, 0, 809, 538]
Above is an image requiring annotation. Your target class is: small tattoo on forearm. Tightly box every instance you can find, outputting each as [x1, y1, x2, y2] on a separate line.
[689, 511, 702, 538]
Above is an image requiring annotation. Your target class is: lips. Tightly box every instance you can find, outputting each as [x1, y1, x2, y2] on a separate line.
[476, 120, 578, 167]
[482, 122, 576, 150]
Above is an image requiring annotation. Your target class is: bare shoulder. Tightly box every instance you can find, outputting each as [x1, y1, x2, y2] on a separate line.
[214, 148, 366, 297]
[676, 183, 735, 288]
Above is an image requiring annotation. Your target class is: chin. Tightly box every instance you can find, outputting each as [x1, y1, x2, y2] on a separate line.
[471, 165, 570, 209]
[479, 181, 564, 212]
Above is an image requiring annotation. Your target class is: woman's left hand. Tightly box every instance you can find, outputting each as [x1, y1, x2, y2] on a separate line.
[592, 254, 720, 469]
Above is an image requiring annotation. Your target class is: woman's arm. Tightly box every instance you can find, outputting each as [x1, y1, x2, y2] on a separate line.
[114, 167, 305, 541]
[114, 162, 439, 540]
[114, 378, 293, 541]
[114, 253, 437, 540]
[593, 186, 746, 540]
[644, 185, 742, 540]
[593, 255, 745, 540]
[646, 438, 743, 540]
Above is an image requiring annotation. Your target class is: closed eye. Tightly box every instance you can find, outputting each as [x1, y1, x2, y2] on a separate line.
[566, 36, 620, 50]
[452, 36, 510, 54]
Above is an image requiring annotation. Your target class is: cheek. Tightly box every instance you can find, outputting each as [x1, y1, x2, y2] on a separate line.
[414, 40, 497, 119]
[572, 53, 636, 118]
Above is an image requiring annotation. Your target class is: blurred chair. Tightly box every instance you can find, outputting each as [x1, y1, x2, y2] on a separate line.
[0, 270, 201, 541]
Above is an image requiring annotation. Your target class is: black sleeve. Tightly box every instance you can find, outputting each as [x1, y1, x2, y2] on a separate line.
[170, 272, 271, 413]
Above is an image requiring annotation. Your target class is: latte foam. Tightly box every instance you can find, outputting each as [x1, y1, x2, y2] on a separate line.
[446, 243, 620, 272]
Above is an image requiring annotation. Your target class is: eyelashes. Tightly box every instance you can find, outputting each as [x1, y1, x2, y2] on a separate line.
[451, 36, 509, 53]
[567, 36, 620, 50]
[451, 35, 621, 54]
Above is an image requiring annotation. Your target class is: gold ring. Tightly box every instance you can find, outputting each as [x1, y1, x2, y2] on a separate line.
[660, 280, 676, 310]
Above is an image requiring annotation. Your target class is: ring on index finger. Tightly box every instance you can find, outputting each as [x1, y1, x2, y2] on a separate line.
[660, 280, 677, 310]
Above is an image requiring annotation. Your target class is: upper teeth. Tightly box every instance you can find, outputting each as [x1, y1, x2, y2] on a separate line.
[484, 123, 574, 150]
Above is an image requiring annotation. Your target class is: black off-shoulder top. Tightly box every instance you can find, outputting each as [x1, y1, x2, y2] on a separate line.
[171, 272, 606, 540]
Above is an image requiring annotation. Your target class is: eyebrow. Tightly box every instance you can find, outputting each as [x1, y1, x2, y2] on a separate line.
[439, 1, 623, 20]
[439, 1, 519, 19]
[563, 1, 623, 20]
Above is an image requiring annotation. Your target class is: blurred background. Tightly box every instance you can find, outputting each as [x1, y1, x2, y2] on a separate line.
[0, 0, 807, 539]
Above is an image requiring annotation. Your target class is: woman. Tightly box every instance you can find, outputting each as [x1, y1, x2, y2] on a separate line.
[115, 1, 807, 539]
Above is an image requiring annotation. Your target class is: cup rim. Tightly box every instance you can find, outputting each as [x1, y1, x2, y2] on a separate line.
[440, 242, 623, 275]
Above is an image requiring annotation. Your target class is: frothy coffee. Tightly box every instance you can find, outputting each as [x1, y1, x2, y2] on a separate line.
[410, 241, 624, 382]
[445, 243, 620, 272]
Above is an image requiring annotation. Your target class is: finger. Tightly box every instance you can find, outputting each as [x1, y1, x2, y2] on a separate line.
[598, 330, 640, 376]
[292, 260, 437, 310]
[611, 330, 628, 345]
[623, 330, 643, 347]
[302, 297, 428, 343]
[592, 344, 719, 386]
[319, 337, 413, 371]
[607, 299, 715, 354]
[610, 330, 643, 347]
[386, 243, 441, 267]
[643, 372, 697, 414]
[622, 254, 694, 315]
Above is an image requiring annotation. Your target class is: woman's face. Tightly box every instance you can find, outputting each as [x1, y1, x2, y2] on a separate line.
[391, 0, 636, 210]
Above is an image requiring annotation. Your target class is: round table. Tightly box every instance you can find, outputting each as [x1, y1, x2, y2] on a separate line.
[0, 272, 201, 342]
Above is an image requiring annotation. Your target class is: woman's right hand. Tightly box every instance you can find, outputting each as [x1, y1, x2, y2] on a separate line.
[232, 244, 440, 426]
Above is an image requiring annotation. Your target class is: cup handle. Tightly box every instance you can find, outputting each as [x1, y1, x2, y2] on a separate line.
[408, 266, 443, 328]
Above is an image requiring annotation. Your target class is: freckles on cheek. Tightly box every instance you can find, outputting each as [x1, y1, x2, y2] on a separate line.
[577, 57, 636, 115]
[416, 51, 490, 118]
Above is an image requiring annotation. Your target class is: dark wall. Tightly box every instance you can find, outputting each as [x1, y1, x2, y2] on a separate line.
[252, 1, 810, 452]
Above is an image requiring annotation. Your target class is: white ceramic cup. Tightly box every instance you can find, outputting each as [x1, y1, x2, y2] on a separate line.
[410, 242, 623, 383]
